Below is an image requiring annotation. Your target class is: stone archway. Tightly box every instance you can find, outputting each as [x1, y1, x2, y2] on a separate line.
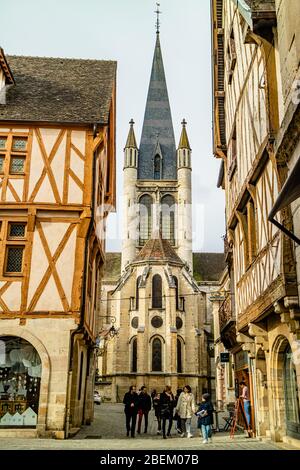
[0, 327, 50, 433]
[256, 348, 270, 436]
[270, 334, 300, 441]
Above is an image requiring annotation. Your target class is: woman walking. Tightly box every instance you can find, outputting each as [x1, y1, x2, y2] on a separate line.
[159, 385, 175, 439]
[175, 385, 196, 438]
[196, 393, 214, 443]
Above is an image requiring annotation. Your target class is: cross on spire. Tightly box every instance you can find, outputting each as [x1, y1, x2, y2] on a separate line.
[155, 2, 161, 33]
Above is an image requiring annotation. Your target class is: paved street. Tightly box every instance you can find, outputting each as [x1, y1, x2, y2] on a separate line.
[0, 403, 298, 450]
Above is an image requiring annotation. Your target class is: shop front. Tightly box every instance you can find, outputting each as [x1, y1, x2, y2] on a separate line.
[0, 336, 41, 428]
[234, 349, 255, 433]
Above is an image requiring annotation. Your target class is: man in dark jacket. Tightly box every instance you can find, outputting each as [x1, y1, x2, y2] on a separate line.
[137, 386, 152, 434]
[123, 385, 139, 437]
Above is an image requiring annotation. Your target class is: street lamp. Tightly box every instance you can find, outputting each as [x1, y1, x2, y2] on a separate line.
[95, 315, 119, 356]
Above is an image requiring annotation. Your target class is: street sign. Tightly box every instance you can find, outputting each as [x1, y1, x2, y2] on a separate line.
[220, 352, 230, 363]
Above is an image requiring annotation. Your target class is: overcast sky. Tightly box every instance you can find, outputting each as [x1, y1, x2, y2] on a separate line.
[1, 0, 225, 253]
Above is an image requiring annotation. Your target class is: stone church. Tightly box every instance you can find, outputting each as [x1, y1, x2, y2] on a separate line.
[98, 30, 224, 402]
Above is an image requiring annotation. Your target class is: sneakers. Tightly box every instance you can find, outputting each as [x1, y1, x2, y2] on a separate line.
[187, 433, 193, 438]
[157, 430, 161, 435]
[181, 432, 186, 438]
[202, 439, 208, 444]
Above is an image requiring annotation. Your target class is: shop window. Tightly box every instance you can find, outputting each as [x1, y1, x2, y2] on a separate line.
[0, 336, 41, 427]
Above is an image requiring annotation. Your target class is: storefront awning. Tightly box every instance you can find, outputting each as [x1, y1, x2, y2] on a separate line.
[269, 157, 300, 245]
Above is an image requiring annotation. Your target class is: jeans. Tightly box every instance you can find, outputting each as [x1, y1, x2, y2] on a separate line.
[201, 424, 212, 440]
[181, 418, 192, 435]
[162, 416, 173, 437]
[244, 400, 251, 427]
[137, 410, 149, 433]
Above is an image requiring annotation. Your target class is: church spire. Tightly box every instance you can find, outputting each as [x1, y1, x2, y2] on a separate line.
[178, 119, 191, 150]
[138, 31, 177, 180]
[125, 119, 137, 149]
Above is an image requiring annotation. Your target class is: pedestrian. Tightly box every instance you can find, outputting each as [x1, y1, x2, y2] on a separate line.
[240, 381, 251, 429]
[174, 388, 183, 434]
[159, 385, 175, 439]
[196, 393, 214, 444]
[175, 385, 196, 438]
[153, 391, 162, 435]
[137, 386, 152, 434]
[123, 385, 139, 438]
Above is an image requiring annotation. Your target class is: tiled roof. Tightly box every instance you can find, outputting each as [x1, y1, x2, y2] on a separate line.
[0, 55, 117, 124]
[136, 235, 183, 265]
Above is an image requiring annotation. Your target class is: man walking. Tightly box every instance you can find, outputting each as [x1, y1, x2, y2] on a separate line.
[123, 385, 139, 438]
[137, 386, 152, 434]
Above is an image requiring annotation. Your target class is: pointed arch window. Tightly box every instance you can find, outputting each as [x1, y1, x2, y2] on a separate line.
[154, 154, 161, 180]
[139, 195, 152, 245]
[136, 276, 141, 310]
[160, 195, 175, 245]
[173, 276, 179, 310]
[131, 337, 137, 373]
[177, 338, 183, 373]
[152, 274, 162, 308]
[152, 338, 162, 371]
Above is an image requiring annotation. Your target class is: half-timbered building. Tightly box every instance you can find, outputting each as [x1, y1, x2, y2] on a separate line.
[212, 0, 300, 446]
[0, 48, 116, 437]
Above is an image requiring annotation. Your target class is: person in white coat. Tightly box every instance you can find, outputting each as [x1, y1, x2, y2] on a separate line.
[175, 385, 196, 438]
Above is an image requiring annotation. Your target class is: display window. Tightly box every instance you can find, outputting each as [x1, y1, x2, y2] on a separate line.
[0, 336, 41, 427]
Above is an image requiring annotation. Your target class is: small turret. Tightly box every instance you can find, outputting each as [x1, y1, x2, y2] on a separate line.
[124, 119, 138, 169]
[177, 119, 193, 271]
[122, 120, 139, 271]
[177, 119, 191, 169]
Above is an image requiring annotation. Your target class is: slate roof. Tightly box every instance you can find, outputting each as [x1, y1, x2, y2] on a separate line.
[138, 33, 177, 180]
[193, 253, 225, 282]
[103, 251, 225, 283]
[135, 235, 183, 265]
[0, 55, 117, 124]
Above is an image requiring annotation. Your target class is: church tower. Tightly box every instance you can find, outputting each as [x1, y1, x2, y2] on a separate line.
[121, 29, 193, 272]
[104, 17, 212, 402]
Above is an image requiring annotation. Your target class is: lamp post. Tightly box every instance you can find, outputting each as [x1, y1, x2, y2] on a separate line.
[95, 315, 118, 357]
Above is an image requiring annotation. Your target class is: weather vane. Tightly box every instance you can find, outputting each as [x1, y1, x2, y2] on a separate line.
[155, 2, 161, 33]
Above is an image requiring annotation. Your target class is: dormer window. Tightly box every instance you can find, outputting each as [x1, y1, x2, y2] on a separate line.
[0, 47, 15, 104]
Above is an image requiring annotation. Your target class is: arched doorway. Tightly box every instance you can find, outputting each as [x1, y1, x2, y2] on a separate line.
[256, 348, 270, 436]
[271, 336, 300, 441]
[0, 336, 42, 427]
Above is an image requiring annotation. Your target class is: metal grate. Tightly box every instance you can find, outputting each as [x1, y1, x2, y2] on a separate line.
[6, 246, 24, 273]
[9, 224, 26, 238]
[12, 138, 27, 151]
[0, 137, 7, 149]
[10, 157, 25, 173]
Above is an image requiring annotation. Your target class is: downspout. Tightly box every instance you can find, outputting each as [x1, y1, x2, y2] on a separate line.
[65, 123, 99, 438]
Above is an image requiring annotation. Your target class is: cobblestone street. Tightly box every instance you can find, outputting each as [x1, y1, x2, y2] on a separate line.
[0, 404, 298, 450]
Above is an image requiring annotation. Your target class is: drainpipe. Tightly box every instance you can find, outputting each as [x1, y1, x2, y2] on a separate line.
[64, 123, 99, 438]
